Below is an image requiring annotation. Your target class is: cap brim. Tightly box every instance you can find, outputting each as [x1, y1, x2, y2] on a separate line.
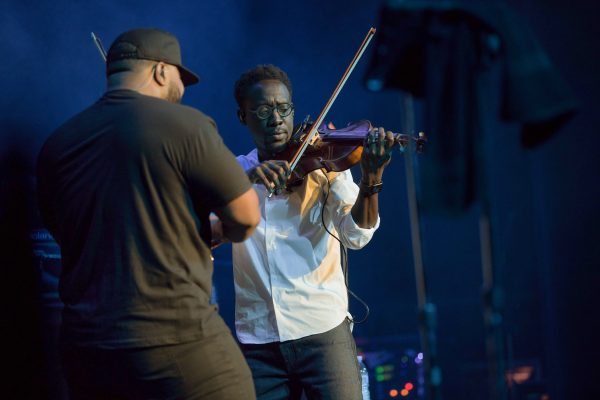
[177, 65, 200, 86]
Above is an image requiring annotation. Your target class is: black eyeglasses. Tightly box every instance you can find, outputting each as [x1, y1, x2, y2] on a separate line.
[249, 103, 294, 120]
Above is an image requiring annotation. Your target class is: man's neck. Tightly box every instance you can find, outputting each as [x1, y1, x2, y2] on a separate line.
[107, 72, 162, 99]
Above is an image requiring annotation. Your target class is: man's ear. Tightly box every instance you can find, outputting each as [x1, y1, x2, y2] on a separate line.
[237, 109, 246, 125]
[154, 62, 167, 86]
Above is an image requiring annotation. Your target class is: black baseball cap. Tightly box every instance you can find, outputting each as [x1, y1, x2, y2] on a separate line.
[106, 28, 199, 86]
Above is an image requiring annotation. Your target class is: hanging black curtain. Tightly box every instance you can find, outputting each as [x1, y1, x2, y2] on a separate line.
[364, 0, 578, 215]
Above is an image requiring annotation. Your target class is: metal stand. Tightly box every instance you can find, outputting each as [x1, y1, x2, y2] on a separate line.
[480, 187, 508, 400]
[476, 61, 508, 398]
[401, 93, 442, 400]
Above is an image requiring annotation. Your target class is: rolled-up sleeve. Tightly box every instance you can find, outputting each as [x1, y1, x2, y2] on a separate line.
[326, 169, 380, 250]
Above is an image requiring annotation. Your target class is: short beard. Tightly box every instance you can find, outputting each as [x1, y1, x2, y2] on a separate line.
[166, 82, 182, 104]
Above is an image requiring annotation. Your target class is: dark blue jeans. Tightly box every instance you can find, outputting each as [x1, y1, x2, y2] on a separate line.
[241, 319, 362, 400]
[61, 331, 256, 400]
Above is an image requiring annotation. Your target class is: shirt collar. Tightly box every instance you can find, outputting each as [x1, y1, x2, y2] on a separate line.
[245, 148, 260, 167]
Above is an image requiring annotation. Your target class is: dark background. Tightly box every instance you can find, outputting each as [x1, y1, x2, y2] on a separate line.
[1, 0, 598, 399]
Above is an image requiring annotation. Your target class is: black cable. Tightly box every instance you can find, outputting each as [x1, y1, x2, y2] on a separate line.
[320, 170, 370, 324]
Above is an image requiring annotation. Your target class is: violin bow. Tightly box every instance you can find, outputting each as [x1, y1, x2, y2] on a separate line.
[91, 32, 107, 62]
[287, 27, 376, 175]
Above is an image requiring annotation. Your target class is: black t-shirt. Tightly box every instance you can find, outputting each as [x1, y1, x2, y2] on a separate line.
[36, 89, 251, 348]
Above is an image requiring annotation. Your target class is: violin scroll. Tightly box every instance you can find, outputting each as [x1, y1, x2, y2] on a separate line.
[395, 131, 427, 154]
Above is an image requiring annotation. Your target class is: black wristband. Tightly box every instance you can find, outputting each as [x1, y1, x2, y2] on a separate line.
[359, 180, 383, 196]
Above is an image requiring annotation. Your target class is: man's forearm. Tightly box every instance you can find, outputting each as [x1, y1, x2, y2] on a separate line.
[351, 192, 379, 228]
[351, 170, 383, 228]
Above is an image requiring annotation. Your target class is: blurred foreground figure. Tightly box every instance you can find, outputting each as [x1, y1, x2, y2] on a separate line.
[36, 28, 259, 400]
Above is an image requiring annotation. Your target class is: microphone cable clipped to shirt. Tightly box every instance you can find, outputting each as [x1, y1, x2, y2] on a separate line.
[320, 171, 370, 324]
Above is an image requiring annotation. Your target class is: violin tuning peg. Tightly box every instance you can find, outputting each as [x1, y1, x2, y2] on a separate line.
[397, 142, 406, 153]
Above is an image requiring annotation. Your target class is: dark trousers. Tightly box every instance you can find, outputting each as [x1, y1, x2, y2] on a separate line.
[241, 319, 362, 400]
[61, 331, 256, 400]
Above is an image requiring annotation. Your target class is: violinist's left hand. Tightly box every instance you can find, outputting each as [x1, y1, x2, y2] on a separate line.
[360, 126, 394, 184]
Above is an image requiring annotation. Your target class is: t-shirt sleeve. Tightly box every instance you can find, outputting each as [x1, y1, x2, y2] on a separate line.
[168, 115, 252, 210]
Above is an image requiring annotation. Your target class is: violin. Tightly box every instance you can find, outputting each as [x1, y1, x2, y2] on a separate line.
[275, 119, 426, 188]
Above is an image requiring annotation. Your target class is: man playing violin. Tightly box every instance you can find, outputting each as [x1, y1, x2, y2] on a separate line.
[230, 64, 395, 399]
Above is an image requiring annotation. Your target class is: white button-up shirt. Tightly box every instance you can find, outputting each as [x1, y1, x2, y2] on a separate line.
[233, 149, 380, 344]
